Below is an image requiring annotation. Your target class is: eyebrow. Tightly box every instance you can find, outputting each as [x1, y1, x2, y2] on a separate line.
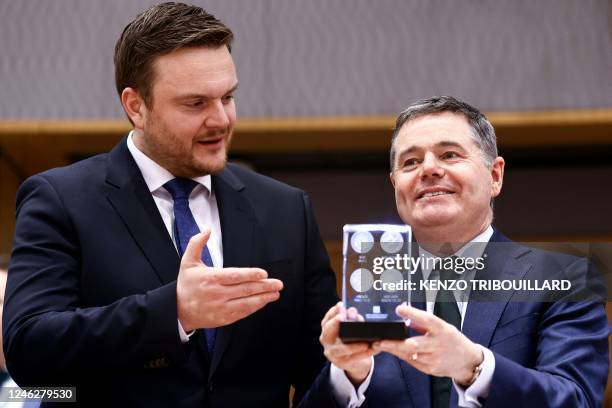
[177, 82, 239, 101]
[396, 141, 466, 158]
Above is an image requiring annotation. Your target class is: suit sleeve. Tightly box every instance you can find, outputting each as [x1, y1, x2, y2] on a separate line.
[291, 192, 339, 405]
[3, 175, 188, 386]
[486, 298, 609, 408]
[298, 364, 345, 408]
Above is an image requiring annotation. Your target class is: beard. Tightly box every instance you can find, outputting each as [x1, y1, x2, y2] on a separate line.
[141, 114, 232, 178]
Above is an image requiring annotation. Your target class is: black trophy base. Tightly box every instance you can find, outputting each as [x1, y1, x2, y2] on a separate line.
[339, 321, 409, 342]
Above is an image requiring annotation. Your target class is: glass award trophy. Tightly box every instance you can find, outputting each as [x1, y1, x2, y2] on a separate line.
[339, 224, 412, 341]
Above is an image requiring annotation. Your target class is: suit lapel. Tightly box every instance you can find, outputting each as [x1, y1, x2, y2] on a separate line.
[213, 165, 254, 269]
[105, 142, 257, 376]
[209, 165, 255, 378]
[406, 231, 533, 407]
[105, 138, 180, 285]
[450, 233, 531, 407]
[461, 231, 532, 348]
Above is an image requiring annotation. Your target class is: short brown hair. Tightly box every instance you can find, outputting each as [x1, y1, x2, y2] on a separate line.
[114, 2, 233, 107]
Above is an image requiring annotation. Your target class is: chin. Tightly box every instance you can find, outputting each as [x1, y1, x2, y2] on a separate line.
[198, 159, 227, 175]
[413, 211, 457, 228]
[188, 153, 226, 173]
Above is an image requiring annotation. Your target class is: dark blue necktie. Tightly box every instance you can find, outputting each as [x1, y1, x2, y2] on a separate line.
[431, 259, 461, 408]
[163, 178, 216, 355]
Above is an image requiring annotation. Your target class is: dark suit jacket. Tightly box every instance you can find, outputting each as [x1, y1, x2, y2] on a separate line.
[300, 232, 609, 408]
[3, 138, 338, 407]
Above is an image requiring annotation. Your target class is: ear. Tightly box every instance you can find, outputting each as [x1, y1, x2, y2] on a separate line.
[389, 171, 396, 189]
[490, 156, 505, 198]
[120, 87, 147, 129]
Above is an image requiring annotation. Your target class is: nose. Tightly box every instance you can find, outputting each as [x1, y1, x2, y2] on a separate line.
[204, 99, 231, 129]
[421, 152, 444, 178]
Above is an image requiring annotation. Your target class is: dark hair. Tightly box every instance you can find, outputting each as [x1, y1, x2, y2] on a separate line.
[390, 96, 498, 171]
[114, 2, 234, 107]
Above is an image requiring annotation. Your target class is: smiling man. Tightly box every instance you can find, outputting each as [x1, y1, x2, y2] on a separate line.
[389, 108, 504, 247]
[3, 3, 337, 407]
[301, 96, 609, 408]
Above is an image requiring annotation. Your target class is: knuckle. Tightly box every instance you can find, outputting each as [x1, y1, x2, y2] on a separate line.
[432, 356, 441, 368]
[249, 297, 263, 310]
[229, 270, 241, 282]
[441, 324, 455, 336]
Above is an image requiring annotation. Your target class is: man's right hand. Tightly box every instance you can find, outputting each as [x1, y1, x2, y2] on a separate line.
[320, 302, 377, 386]
[177, 230, 283, 332]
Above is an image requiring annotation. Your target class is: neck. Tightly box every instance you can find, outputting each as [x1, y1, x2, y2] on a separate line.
[413, 222, 490, 257]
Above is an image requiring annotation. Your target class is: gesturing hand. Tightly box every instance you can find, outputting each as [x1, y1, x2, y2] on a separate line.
[177, 230, 283, 332]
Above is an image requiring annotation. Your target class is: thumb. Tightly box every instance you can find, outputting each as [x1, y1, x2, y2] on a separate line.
[181, 229, 211, 266]
[395, 304, 431, 334]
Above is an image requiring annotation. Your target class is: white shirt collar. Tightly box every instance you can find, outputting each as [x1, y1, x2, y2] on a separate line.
[126, 130, 212, 195]
[419, 225, 494, 280]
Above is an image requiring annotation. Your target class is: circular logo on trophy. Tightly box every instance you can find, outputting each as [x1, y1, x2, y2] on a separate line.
[349, 268, 374, 292]
[350, 231, 374, 254]
[380, 268, 404, 292]
[380, 231, 404, 254]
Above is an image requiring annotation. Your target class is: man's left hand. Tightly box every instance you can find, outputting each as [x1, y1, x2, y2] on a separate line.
[372, 304, 483, 385]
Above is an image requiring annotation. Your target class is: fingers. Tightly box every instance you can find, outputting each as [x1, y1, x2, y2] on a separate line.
[396, 304, 441, 334]
[374, 338, 414, 355]
[373, 340, 434, 374]
[178, 255, 283, 328]
[373, 339, 404, 355]
[224, 290, 281, 322]
[224, 278, 283, 300]
[320, 304, 369, 348]
[325, 343, 376, 362]
[181, 230, 211, 265]
[373, 337, 429, 364]
[212, 267, 269, 284]
[320, 313, 342, 346]
[346, 307, 365, 322]
[321, 302, 343, 328]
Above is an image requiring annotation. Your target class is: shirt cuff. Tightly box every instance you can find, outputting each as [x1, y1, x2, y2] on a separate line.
[453, 346, 495, 408]
[329, 357, 374, 408]
[177, 319, 196, 343]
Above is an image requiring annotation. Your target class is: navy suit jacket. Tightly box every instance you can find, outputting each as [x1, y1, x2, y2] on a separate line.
[3, 138, 338, 407]
[300, 232, 609, 408]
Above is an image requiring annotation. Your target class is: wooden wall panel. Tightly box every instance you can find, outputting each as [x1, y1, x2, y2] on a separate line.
[0, 152, 20, 256]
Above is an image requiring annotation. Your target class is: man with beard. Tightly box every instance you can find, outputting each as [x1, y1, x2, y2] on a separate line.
[3, 3, 337, 407]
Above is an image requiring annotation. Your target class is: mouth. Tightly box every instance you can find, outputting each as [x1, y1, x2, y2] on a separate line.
[416, 189, 454, 200]
[196, 136, 225, 147]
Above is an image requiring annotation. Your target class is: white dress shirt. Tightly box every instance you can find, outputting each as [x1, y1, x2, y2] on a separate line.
[126, 131, 223, 342]
[331, 226, 496, 408]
